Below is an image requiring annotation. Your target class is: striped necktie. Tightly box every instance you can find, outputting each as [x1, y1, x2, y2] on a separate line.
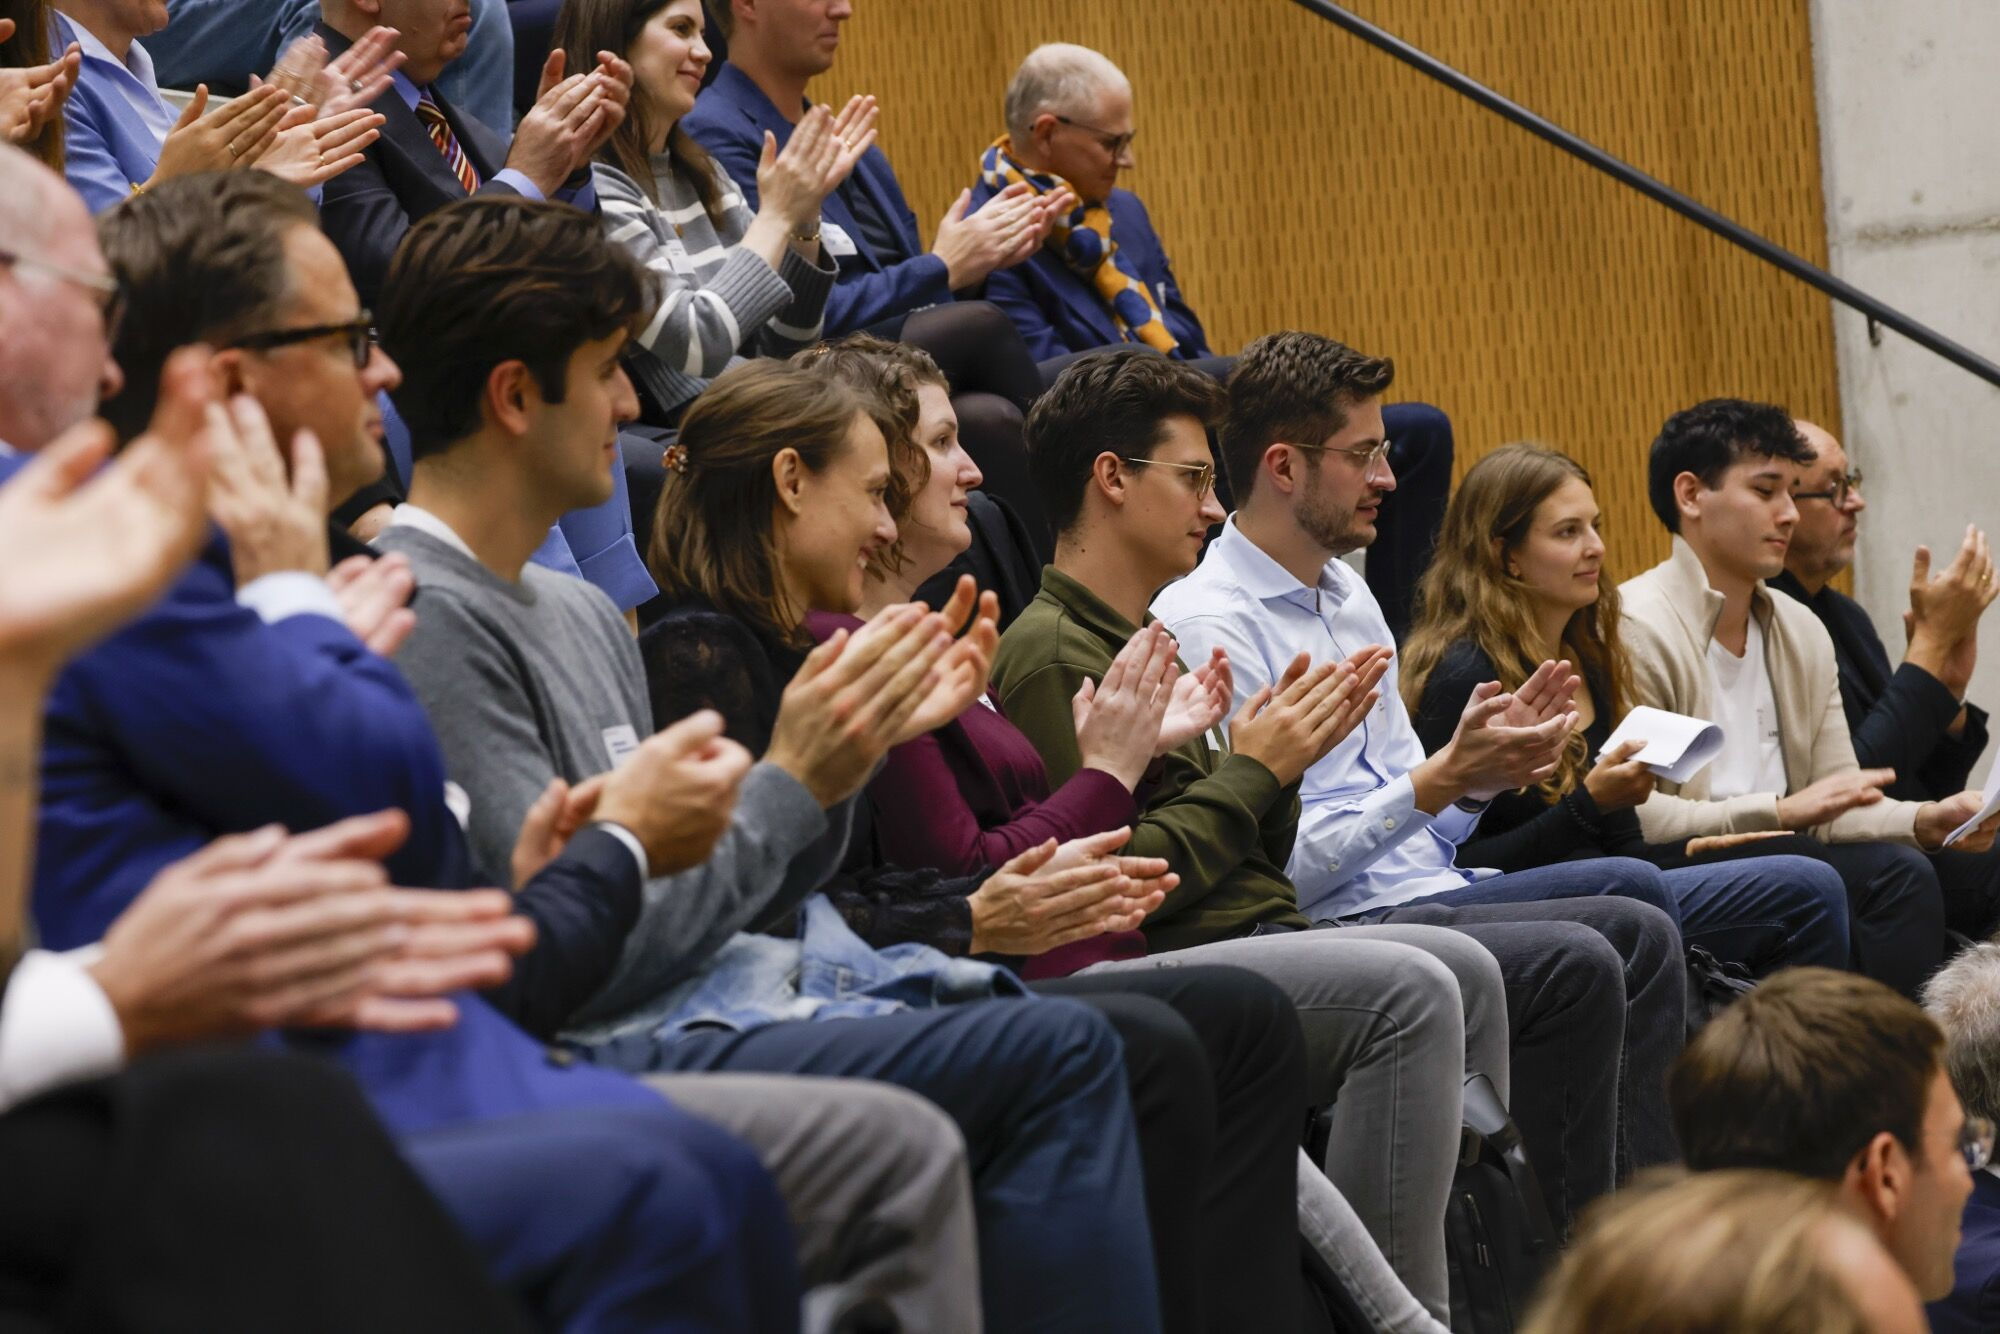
[414, 91, 481, 195]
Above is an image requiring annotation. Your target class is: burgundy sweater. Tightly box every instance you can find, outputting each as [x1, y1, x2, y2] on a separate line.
[807, 611, 1147, 976]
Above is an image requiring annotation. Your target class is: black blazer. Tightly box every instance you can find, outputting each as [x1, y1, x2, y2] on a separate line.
[315, 23, 521, 307]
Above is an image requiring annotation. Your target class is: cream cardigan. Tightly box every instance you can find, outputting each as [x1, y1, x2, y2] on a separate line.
[1617, 536, 1921, 846]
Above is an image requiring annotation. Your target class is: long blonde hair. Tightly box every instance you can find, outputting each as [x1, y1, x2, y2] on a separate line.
[1400, 443, 1631, 798]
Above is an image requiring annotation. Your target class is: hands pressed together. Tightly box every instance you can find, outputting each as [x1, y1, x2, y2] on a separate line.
[967, 827, 1175, 957]
[0, 20, 80, 149]
[1231, 645, 1393, 787]
[507, 48, 634, 198]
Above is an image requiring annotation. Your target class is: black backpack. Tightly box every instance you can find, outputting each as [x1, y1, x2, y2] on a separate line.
[1443, 1074, 1557, 1333]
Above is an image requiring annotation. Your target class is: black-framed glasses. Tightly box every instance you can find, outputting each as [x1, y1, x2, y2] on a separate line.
[1119, 454, 1215, 501]
[1053, 114, 1136, 158]
[227, 314, 377, 369]
[0, 245, 125, 341]
[1962, 1116, 1996, 1173]
[1793, 470, 1864, 507]
[1291, 437, 1394, 476]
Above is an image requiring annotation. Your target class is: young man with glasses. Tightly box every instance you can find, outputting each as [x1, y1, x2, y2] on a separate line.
[993, 344, 1687, 1239]
[1773, 419, 2000, 940]
[1671, 966, 1985, 1311]
[1621, 398, 2000, 997]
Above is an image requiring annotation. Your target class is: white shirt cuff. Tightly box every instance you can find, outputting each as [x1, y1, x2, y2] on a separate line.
[591, 821, 651, 881]
[236, 571, 345, 626]
[0, 949, 126, 1114]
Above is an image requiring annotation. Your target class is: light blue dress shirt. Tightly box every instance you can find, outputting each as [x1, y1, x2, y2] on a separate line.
[1151, 517, 1497, 919]
[56, 12, 177, 213]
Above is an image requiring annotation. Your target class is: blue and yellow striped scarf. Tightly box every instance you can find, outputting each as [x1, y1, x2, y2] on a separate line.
[980, 135, 1177, 355]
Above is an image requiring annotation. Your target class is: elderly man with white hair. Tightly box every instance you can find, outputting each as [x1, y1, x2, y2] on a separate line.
[1924, 941, 2000, 1332]
[971, 41, 1458, 637]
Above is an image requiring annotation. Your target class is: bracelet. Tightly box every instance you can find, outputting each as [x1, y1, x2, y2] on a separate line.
[790, 220, 822, 244]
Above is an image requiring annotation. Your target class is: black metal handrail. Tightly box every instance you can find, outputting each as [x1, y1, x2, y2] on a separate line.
[1289, 0, 2000, 391]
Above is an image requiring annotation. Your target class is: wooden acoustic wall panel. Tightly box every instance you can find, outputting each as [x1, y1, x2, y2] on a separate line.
[813, 0, 1841, 580]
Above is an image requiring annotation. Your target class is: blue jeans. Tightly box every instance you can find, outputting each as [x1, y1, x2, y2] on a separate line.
[590, 997, 1163, 1334]
[1390, 853, 1847, 975]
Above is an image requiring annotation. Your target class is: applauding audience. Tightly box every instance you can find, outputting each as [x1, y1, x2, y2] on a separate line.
[1622, 399, 2000, 994]
[1400, 441, 1849, 976]
[1774, 419, 2000, 939]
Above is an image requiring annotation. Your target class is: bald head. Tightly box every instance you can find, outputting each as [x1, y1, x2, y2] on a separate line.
[1786, 418, 1864, 590]
[1005, 44, 1130, 141]
[1005, 43, 1135, 204]
[0, 143, 122, 450]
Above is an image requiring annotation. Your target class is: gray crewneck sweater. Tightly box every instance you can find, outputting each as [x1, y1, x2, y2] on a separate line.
[376, 521, 860, 1030]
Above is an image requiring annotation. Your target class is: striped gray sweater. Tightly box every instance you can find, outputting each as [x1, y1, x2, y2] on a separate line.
[596, 154, 837, 414]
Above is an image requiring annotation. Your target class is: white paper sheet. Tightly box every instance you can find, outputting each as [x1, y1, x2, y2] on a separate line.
[1598, 705, 1726, 785]
[1946, 786, 2000, 847]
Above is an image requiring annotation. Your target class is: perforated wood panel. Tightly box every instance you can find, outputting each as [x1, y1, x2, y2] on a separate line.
[810, 0, 1842, 581]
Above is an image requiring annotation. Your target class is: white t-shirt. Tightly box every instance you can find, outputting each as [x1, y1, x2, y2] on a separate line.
[1706, 617, 1788, 799]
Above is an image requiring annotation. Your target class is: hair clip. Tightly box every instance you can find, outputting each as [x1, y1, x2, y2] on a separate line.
[662, 443, 689, 474]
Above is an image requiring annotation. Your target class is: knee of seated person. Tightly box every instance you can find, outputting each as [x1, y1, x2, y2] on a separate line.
[947, 299, 1017, 343]
[1763, 854, 1850, 903]
[1546, 925, 1631, 1000]
[837, 1082, 969, 1181]
[1008, 996, 1130, 1083]
[1591, 856, 1682, 918]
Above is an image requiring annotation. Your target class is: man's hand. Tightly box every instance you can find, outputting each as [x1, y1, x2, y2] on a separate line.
[931, 181, 1048, 289]
[1905, 526, 1997, 698]
[1914, 789, 2000, 853]
[0, 26, 79, 146]
[87, 811, 535, 1052]
[206, 394, 331, 586]
[1413, 676, 1577, 813]
[591, 709, 754, 875]
[763, 605, 953, 807]
[1073, 622, 1177, 790]
[1230, 647, 1389, 786]
[265, 27, 404, 119]
[1157, 645, 1232, 755]
[0, 347, 214, 685]
[1684, 831, 1793, 857]
[148, 83, 291, 186]
[891, 575, 1000, 742]
[506, 50, 628, 197]
[325, 553, 416, 656]
[256, 105, 383, 187]
[1583, 738, 1657, 812]
[1775, 768, 1894, 831]
[511, 773, 604, 887]
[966, 830, 1172, 956]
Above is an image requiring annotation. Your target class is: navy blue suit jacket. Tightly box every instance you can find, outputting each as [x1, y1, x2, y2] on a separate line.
[314, 24, 523, 308]
[5, 450, 652, 1122]
[1930, 1170, 2000, 1333]
[683, 62, 953, 335]
[969, 179, 1209, 361]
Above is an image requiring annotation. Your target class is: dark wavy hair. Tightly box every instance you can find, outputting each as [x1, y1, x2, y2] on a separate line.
[554, 0, 729, 223]
[378, 197, 657, 461]
[1646, 398, 1815, 534]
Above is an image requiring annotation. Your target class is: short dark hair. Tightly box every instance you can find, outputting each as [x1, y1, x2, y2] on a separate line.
[97, 171, 320, 441]
[1220, 331, 1394, 501]
[1646, 398, 1814, 533]
[378, 197, 657, 462]
[1670, 967, 1945, 1181]
[1024, 349, 1226, 534]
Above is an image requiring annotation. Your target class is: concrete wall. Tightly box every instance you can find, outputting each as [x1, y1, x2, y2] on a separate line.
[1812, 1, 2000, 785]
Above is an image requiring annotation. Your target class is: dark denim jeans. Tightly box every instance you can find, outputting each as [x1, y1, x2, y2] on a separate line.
[611, 996, 1164, 1334]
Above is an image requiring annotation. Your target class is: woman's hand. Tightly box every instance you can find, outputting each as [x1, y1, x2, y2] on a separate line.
[967, 830, 1173, 956]
[755, 104, 841, 232]
[1582, 737, 1657, 811]
[1073, 622, 1177, 789]
[148, 83, 291, 186]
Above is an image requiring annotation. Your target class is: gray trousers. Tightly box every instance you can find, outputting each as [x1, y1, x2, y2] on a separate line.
[1088, 923, 1508, 1323]
[645, 1074, 979, 1334]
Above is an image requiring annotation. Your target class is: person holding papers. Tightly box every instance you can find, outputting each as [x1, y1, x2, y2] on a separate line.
[1619, 399, 2000, 996]
[1401, 442, 1848, 977]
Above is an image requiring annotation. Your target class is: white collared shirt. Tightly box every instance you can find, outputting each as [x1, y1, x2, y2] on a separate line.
[0, 948, 124, 1114]
[1152, 517, 1493, 920]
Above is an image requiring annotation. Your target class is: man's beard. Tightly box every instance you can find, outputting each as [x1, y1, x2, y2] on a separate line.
[1298, 464, 1370, 555]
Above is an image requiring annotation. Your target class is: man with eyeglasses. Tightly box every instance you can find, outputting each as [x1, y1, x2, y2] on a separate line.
[1773, 420, 2000, 940]
[992, 344, 1693, 1239]
[1671, 966, 1984, 1313]
[969, 43, 1456, 641]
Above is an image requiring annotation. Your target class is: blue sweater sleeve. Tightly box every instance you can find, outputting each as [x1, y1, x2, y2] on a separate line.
[33, 542, 471, 945]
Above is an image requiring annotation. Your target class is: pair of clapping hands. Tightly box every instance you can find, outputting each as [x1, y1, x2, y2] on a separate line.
[0, 18, 80, 148]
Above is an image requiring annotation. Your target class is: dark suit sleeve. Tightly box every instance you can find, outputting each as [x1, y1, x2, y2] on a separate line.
[1848, 659, 1967, 784]
[480, 827, 643, 1041]
[317, 150, 521, 311]
[1922, 702, 1990, 799]
[980, 259, 1070, 360]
